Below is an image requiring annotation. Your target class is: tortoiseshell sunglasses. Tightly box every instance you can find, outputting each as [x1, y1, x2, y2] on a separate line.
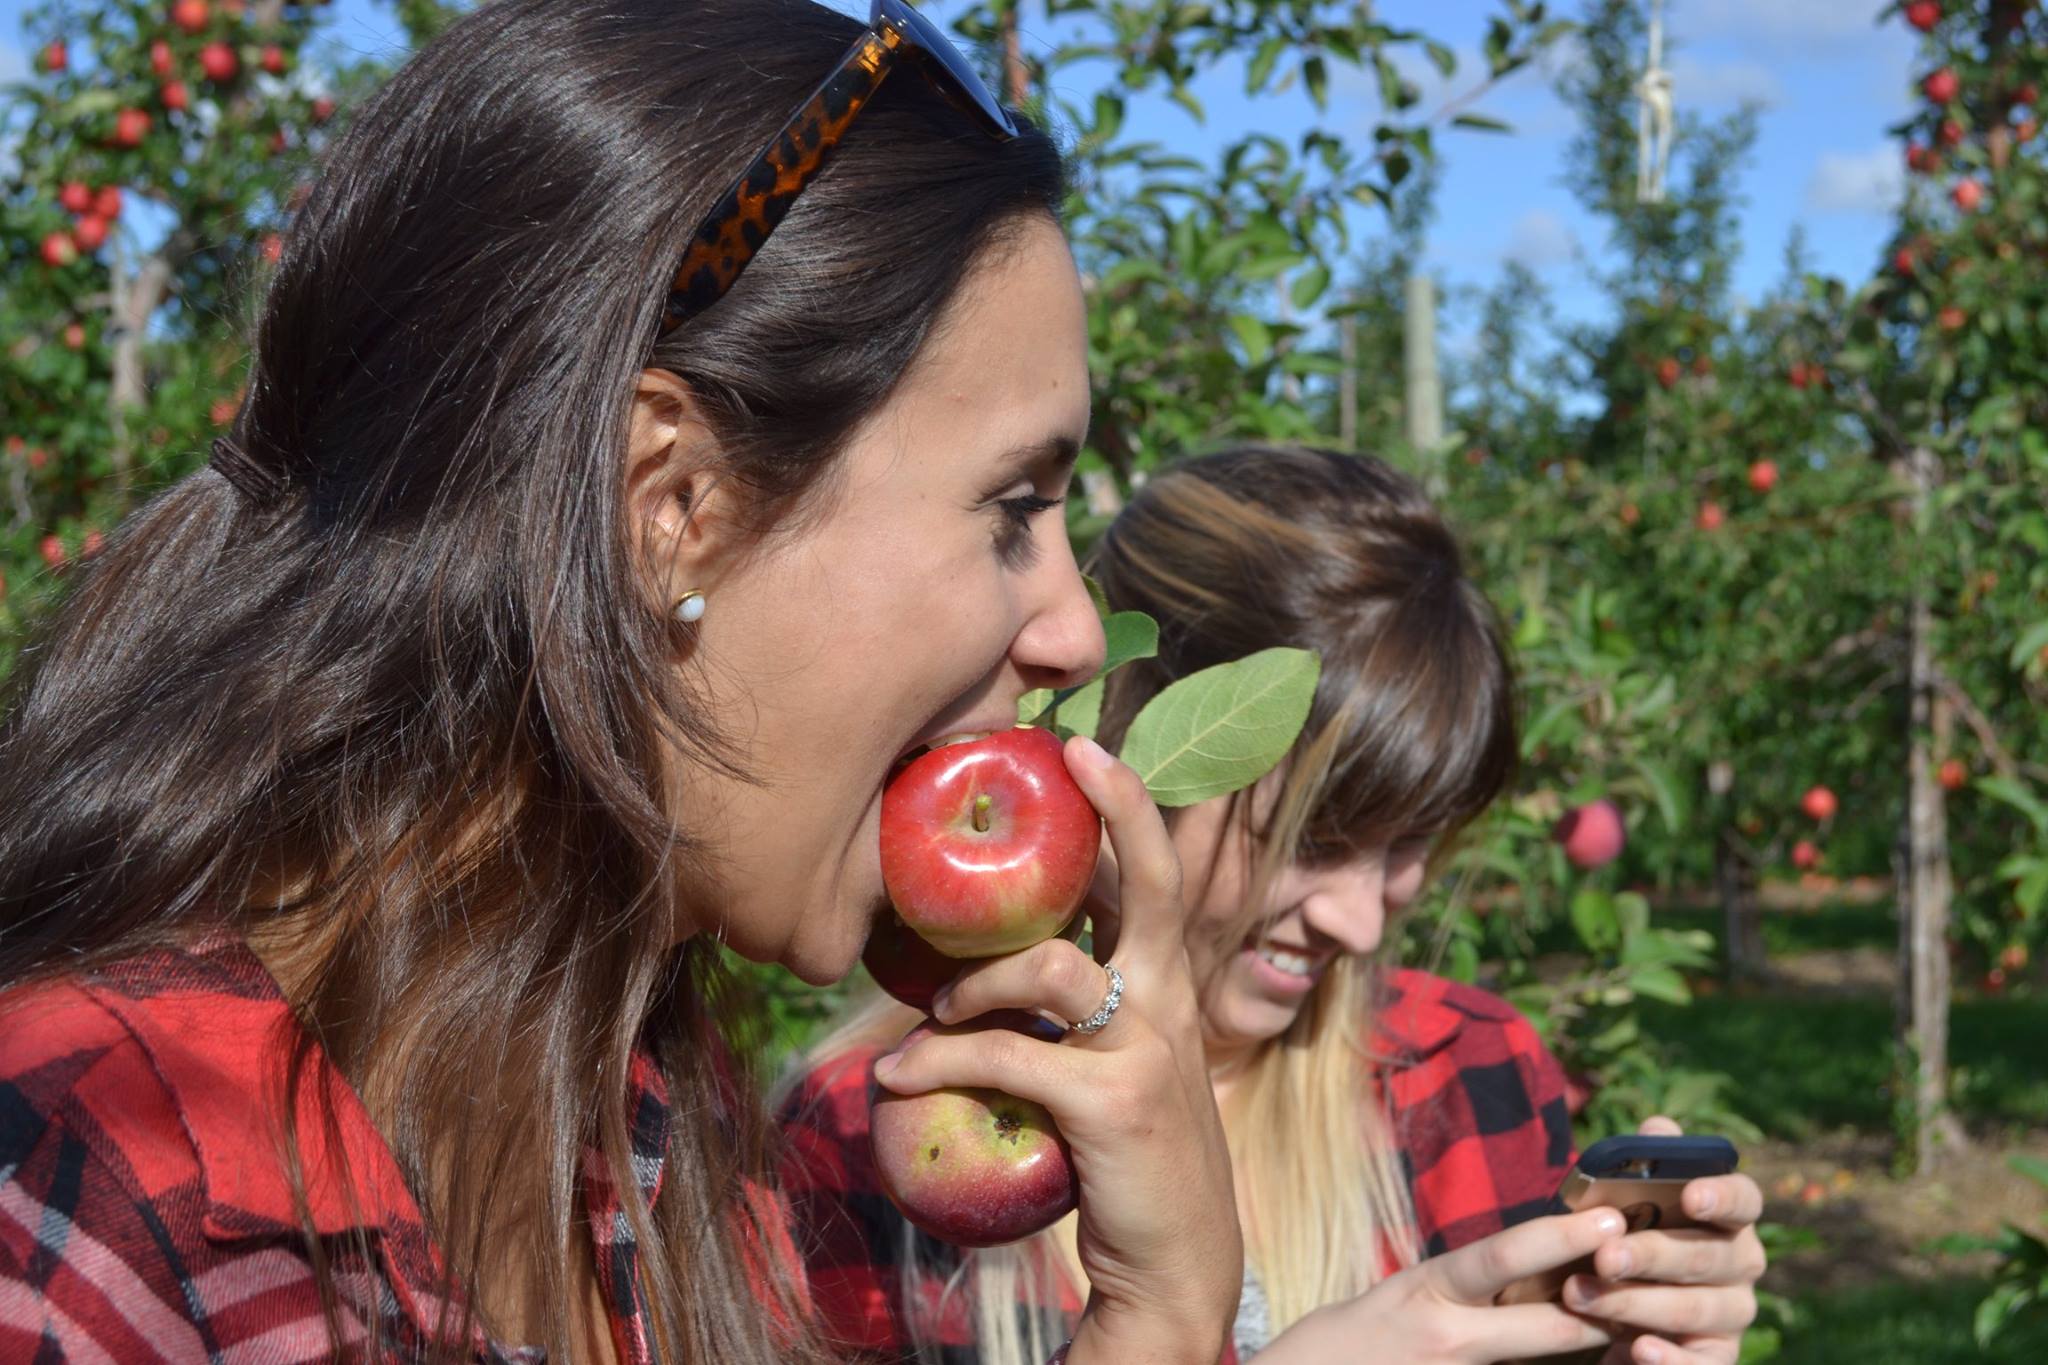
[655, 0, 1019, 338]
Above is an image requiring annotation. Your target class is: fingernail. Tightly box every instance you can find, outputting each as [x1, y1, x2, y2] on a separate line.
[1073, 735, 1114, 770]
[1565, 1276, 1597, 1308]
[873, 1051, 902, 1079]
[1637, 1340, 1665, 1364]
[1609, 1246, 1634, 1279]
[1693, 1186, 1719, 1217]
[1595, 1210, 1626, 1237]
[930, 984, 953, 1019]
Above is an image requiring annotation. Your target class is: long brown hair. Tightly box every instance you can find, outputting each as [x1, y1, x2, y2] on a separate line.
[0, 0, 1063, 1359]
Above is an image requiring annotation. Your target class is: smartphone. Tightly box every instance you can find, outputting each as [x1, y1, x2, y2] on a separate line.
[1494, 1134, 1741, 1310]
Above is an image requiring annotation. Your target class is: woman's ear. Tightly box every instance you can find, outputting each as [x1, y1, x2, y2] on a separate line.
[624, 368, 731, 609]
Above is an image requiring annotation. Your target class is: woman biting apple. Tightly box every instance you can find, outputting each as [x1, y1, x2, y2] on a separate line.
[0, 3, 1242, 1362]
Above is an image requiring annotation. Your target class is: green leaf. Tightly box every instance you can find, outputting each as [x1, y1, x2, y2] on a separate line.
[1628, 965, 1692, 1005]
[1246, 35, 1285, 92]
[1451, 112, 1512, 133]
[1092, 91, 1125, 144]
[1100, 610, 1161, 676]
[2011, 1153, 2048, 1191]
[2011, 620, 2048, 670]
[1017, 688, 1056, 726]
[1290, 261, 1332, 310]
[1057, 676, 1105, 739]
[1229, 314, 1274, 365]
[1570, 889, 1620, 953]
[1303, 55, 1328, 109]
[1119, 647, 1321, 806]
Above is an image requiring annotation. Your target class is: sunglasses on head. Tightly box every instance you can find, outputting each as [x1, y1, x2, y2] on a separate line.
[655, 0, 1018, 339]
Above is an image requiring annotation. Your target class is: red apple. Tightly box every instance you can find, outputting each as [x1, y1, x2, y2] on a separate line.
[1801, 785, 1838, 822]
[112, 108, 151, 147]
[1748, 459, 1778, 493]
[871, 1012, 1076, 1247]
[81, 530, 105, 558]
[162, 80, 190, 113]
[269, 129, 290, 154]
[2020, 118, 2041, 143]
[39, 40, 66, 73]
[1906, 0, 1941, 30]
[1893, 247, 1917, 275]
[2018, 82, 2040, 107]
[209, 396, 238, 426]
[58, 181, 92, 214]
[172, 0, 210, 34]
[1938, 758, 1967, 791]
[2000, 942, 2029, 972]
[1655, 356, 1681, 390]
[1938, 119, 1964, 147]
[40, 230, 78, 268]
[1619, 500, 1641, 528]
[1906, 143, 1938, 173]
[93, 185, 123, 220]
[39, 536, 65, 568]
[200, 42, 237, 82]
[311, 95, 336, 124]
[881, 727, 1099, 959]
[27, 447, 48, 470]
[1938, 304, 1968, 331]
[863, 910, 967, 1011]
[261, 45, 287, 75]
[1695, 501, 1724, 532]
[151, 39, 174, 77]
[1952, 178, 1984, 212]
[72, 214, 109, 251]
[63, 323, 86, 350]
[261, 232, 284, 262]
[1923, 67, 1960, 104]
[1984, 967, 2008, 994]
[1554, 799, 1626, 870]
[1791, 839, 1820, 871]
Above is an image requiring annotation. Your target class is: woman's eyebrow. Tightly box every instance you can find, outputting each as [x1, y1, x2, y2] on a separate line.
[990, 434, 1081, 483]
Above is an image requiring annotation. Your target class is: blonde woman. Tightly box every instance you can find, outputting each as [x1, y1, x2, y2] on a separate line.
[780, 446, 1766, 1365]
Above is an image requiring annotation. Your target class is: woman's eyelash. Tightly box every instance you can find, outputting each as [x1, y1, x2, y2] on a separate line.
[998, 492, 1063, 528]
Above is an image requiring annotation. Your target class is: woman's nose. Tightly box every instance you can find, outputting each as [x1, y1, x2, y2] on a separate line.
[1300, 864, 1388, 956]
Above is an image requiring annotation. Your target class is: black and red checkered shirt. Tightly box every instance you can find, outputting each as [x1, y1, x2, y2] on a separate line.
[779, 967, 1576, 1363]
[0, 932, 794, 1364]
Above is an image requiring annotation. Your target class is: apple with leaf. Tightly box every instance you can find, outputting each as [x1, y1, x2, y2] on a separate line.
[866, 578, 1319, 1247]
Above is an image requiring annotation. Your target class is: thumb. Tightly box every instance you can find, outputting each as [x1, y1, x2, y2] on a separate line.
[1637, 1115, 1684, 1137]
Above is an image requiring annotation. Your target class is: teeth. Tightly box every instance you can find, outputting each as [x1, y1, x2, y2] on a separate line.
[930, 731, 994, 749]
[1256, 946, 1317, 977]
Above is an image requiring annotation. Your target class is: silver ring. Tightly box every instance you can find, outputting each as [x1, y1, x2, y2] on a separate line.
[1068, 964, 1124, 1035]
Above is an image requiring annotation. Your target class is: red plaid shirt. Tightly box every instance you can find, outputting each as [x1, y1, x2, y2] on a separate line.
[0, 932, 758, 1364]
[779, 968, 1576, 1363]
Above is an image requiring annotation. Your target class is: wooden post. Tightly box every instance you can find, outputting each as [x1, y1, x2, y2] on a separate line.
[1403, 274, 1443, 491]
[1001, 1, 1028, 107]
[1339, 313, 1359, 450]
[1896, 445, 1966, 1175]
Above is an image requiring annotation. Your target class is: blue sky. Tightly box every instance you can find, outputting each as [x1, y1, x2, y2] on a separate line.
[2, 0, 1920, 349]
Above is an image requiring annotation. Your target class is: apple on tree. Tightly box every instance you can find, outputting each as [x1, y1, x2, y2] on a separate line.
[1554, 799, 1625, 870]
[1800, 785, 1838, 822]
[1791, 839, 1820, 871]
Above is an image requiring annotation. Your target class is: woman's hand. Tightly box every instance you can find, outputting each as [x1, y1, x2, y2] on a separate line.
[1256, 1207, 1629, 1363]
[871, 734, 1241, 1365]
[1570, 1118, 1768, 1365]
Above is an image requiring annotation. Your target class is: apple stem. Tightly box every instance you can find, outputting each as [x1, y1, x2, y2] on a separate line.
[972, 794, 993, 833]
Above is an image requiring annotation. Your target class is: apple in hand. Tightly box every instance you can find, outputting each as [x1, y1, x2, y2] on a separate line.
[871, 1011, 1076, 1247]
[881, 726, 1100, 959]
[864, 901, 1084, 1011]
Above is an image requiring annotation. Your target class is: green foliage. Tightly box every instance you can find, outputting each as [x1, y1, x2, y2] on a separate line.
[1928, 1154, 2048, 1352]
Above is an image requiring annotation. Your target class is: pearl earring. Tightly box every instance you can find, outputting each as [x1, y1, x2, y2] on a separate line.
[674, 590, 706, 624]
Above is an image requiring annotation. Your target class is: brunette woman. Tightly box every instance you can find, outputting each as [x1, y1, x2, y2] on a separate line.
[0, 3, 1240, 1361]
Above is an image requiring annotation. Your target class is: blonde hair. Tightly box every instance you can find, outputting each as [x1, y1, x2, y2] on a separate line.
[791, 446, 1518, 1362]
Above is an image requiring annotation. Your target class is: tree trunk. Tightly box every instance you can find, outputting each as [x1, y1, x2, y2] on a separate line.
[1895, 445, 1966, 1175]
[1715, 828, 1766, 984]
[1403, 274, 1443, 495]
[1339, 313, 1358, 450]
[1001, 1, 1029, 107]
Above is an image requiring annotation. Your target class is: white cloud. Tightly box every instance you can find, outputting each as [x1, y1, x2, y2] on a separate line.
[1669, 54, 1784, 109]
[1804, 143, 1906, 215]
[1502, 208, 1579, 267]
[1682, 0, 1884, 46]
